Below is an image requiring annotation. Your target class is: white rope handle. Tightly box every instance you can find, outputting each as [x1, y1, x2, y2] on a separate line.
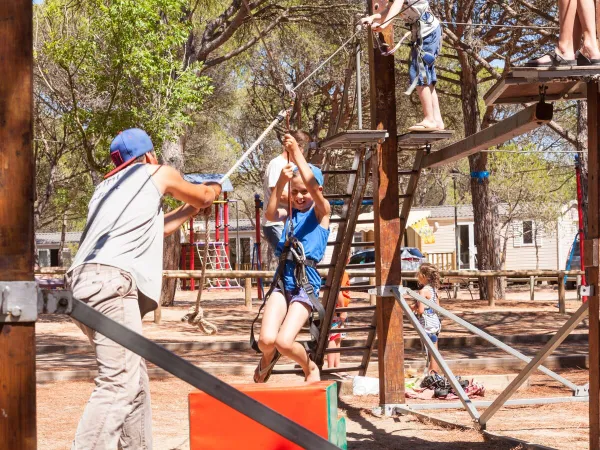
[219, 110, 287, 185]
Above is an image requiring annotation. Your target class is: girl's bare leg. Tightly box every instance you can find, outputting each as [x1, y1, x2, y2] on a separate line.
[576, 0, 600, 59]
[414, 86, 437, 129]
[532, 0, 578, 64]
[275, 302, 320, 382]
[429, 341, 440, 373]
[327, 338, 342, 369]
[430, 86, 444, 130]
[257, 292, 287, 373]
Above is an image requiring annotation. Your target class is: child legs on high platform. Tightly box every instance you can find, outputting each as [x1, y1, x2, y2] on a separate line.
[408, 25, 444, 131]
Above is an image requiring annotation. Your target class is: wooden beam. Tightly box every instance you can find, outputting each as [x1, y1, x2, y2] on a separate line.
[588, 80, 600, 450]
[368, 0, 405, 407]
[0, 1, 36, 449]
[422, 102, 553, 168]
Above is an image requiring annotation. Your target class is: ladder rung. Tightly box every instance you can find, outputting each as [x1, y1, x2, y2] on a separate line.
[322, 169, 358, 174]
[338, 285, 376, 291]
[330, 326, 375, 333]
[337, 305, 376, 312]
[326, 241, 375, 247]
[325, 194, 410, 200]
[398, 170, 419, 175]
[329, 217, 374, 224]
[324, 346, 370, 354]
[272, 365, 365, 375]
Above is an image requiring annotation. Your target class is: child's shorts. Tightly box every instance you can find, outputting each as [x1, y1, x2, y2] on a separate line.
[329, 317, 345, 341]
[408, 24, 442, 87]
[274, 287, 317, 311]
[427, 332, 440, 344]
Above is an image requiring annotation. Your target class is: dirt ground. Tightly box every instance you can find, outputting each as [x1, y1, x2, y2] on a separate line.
[36, 286, 591, 449]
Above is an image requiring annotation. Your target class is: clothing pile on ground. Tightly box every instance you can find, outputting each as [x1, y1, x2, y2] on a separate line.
[405, 372, 485, 400]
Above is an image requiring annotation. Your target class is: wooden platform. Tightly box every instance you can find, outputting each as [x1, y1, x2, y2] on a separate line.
[397, 130, 453, 148]
[484, 65, 600, 106]
[318, 130, 388, 149]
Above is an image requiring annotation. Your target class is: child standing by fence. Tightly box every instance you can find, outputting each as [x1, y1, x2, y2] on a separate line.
[411, 263, 442, 373]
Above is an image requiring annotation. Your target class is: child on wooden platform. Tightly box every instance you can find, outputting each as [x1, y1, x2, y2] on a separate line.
[254, 133, 331, 384]
[411, 262, 442, 373]
[327, 271, 351, 372]
[362, 0, 444, 131]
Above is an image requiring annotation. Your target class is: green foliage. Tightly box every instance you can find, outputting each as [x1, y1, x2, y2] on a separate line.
[36, 0, 212, 167]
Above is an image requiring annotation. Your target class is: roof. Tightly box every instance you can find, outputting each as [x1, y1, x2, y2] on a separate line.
[36, 232, 83, 245]
[184, 173, 234, 192]
[414, 205, 474, 219]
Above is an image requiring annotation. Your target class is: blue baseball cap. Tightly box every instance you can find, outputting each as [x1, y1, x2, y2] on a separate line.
[294, 163, 324, 186]
[105, 128, 154, 178]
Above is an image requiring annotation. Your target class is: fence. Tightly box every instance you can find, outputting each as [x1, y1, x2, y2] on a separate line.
[424, 251, 456, 270]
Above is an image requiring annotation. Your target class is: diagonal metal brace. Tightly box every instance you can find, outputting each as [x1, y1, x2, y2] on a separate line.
[391, 287, 481, 426]
[403, 287, 582, 394]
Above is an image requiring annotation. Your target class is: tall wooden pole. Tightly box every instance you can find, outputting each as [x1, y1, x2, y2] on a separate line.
[0, 1, 36, 448]
[588, 80, 600, 450]
[367, 1, 405, 406]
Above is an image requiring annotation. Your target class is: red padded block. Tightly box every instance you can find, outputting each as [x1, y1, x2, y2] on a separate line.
[189, 381, 334, 450]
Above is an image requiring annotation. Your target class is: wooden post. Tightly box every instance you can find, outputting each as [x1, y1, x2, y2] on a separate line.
[577, 275, 582, 301]
[368, 1, 405, 407]
[530, 276, 535, 301]
[245, 277, 252, 310]
[486, 276, 495, 307]
[587, 80, 600, 450]
[452, 251, 457, 270]
[0, 1, 36, 448]
[369, 277, 377, 305]
[558, 272, 566, 314]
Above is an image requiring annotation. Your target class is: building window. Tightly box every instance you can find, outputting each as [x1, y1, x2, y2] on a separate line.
[514, 220, 541, 247]
[522, 220, 534, 245]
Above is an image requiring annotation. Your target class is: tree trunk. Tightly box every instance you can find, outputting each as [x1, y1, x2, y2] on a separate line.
[458, 51, 505, 300]
[577, 101, 589, 236]
[160, 136, 186, 307]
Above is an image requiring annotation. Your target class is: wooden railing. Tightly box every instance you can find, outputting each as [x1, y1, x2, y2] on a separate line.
[36, 268, 585, 314]
[424, 251, 456, 270]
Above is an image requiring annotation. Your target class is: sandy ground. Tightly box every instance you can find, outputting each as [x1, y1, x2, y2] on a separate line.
[35, 287, 591, 449]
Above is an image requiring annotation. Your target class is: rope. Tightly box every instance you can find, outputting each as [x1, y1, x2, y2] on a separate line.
[219, 110, 286, 184]
[181, 214, 219, 335]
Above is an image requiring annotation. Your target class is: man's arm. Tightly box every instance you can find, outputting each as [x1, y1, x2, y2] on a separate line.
[150, 165, 221, 209]
[164, 204, 200, 237]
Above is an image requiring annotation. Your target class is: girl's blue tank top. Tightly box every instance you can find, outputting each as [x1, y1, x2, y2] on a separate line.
[275, 207, 330, 294]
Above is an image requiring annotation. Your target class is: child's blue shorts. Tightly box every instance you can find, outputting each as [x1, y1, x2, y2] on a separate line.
[408, 24, 442, 87]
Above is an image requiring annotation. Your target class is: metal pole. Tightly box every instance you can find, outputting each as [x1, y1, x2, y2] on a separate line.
[403, 288, 580, 392]
[453, 175, 459, 269]
[235, 201, 241, 271]
[393, 288, 481, 423]
[403, 395, 589, 411]
[355, 39, 363, 130]
[479, 300, 590, 427]
[0, 1, 36, 447]
[190, 216, 195, 291]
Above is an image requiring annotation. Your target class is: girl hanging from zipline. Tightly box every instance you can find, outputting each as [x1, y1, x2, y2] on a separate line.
[253, 133, 331, 384]
[361, 0, 444, 131]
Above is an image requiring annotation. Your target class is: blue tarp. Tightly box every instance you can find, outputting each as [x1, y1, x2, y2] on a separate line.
[183, 173, 234, 192]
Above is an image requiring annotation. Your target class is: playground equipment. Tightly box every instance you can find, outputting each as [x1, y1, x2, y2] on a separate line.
[4, 0, 600, 448]
[189, 381, 346, 450]
[181, 174, 242, 291]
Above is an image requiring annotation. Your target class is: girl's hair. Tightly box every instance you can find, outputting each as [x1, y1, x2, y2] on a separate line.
[418, 263, 441, 289]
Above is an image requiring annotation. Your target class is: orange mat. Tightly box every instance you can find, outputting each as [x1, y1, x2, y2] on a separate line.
[189, 381, 344, 450]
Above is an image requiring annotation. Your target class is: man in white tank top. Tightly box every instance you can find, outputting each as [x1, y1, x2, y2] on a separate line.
[66, 128, 221, 450]
[262, 130, 310, 251]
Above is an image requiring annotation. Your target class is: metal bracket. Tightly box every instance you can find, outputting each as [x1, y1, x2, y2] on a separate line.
[0, 282, 74, 323]
[574, 383, 589, 397]
[425, 143, 432, 155]
[371, 404, 406, 417]
[0, 282, 39, 322]
[368, 285, 403, 296]
[580, 285, 594, 297]
[539, 84, 548, 104]
[39, 289, 74, 316]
